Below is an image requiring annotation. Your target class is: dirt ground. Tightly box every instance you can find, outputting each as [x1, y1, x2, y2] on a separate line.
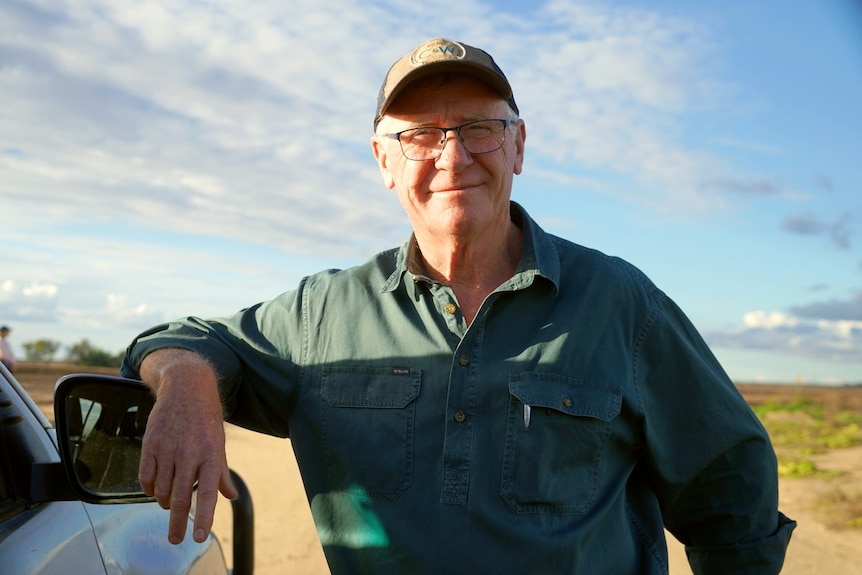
[16, 364, 862, 574]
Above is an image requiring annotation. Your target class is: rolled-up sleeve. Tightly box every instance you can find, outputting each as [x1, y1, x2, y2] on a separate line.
[121, 281, 310, 437]
[636, 295, 796, 574]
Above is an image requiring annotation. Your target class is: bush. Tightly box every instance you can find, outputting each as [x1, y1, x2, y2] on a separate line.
[65, 339, 124, 368]
[22, 339, 62, 362]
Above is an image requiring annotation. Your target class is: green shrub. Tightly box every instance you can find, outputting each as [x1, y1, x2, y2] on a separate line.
[777, 457, 821, 478]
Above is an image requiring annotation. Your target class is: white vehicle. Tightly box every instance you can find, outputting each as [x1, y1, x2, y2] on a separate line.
[0, 366, 253, 574]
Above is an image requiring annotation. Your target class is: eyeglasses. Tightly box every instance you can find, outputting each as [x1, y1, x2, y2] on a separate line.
[385, 119, 512, 161]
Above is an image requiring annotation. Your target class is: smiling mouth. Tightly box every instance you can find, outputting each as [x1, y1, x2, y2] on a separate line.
[431, 183, 481, 194]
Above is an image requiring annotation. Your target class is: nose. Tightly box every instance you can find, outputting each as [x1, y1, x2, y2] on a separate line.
[435, 130, 472, 170]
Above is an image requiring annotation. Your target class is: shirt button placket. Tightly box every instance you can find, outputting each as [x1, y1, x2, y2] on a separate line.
[442, 333, 476, 505]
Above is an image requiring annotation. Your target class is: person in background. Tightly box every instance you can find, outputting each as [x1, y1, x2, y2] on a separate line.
[121, 38, 795, 574]
[0, 325, 16, 372]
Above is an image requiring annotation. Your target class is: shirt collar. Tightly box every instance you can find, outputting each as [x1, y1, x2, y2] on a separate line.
[381, 202, 560, 296]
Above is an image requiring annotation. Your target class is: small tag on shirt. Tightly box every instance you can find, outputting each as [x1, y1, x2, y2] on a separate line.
[391, 367, 411, 376]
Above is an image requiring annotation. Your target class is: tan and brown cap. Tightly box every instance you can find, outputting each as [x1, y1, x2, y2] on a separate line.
[374, 38, 519, 129]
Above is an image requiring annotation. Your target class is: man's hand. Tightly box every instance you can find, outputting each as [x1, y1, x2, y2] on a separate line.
[139, 349, 238, 544]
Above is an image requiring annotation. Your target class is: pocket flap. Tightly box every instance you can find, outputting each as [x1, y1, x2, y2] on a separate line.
[322, 366, 421, 408]
[509, 373, 621, 421]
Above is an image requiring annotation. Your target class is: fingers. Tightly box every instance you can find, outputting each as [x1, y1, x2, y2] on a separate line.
[140, 429, 233, 545]
[219, 465, 239, 501]
[142, 456, 226, 545]
[167, 465, 195, 545]
[138, 449, 157, 497]
[190, 461, 236, 543]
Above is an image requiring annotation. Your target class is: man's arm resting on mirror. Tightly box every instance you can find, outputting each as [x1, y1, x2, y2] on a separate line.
[138, 348, 238, 545]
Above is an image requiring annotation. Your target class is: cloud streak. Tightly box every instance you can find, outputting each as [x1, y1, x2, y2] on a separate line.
[781, 211, 854, 249]
[707, 308, 862, 367]
[792, 291, 862, 322]
[706, 293, 862, 373]
[2, 0, 775, 260]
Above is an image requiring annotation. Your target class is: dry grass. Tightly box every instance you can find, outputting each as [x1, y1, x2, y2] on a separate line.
[753, 397, 862, 471]
[747, 391, 862, 530]
[813, 488, 862, 530]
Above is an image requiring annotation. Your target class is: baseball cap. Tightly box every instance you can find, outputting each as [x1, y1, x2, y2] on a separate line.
[374, 38, 519, 130]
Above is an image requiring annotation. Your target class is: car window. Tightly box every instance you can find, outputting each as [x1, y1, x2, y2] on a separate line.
[0, 453, 8, 502]
[0, 398, 15, 503]
[0, 376, 53, 523]
[0, 423, 28, 524]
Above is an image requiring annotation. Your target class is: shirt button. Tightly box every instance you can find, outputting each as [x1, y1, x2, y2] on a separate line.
[458, 355, 470, 366]
[454, 410, 467, 423]
[444, 303, 457, 315]
[561, 396, 573, 408]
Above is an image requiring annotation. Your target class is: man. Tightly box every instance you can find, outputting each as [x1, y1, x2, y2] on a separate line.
[122, 38, 795, 573]
[0, 325, 16, 372]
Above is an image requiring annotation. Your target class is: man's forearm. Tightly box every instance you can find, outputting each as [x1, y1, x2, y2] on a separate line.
[140, 348, 216, 390]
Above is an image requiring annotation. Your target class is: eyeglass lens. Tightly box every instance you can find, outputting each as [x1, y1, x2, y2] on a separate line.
[398, 120, 508, 160]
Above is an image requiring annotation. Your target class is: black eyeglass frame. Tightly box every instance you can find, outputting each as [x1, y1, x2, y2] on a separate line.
[384, 119, 513, 161]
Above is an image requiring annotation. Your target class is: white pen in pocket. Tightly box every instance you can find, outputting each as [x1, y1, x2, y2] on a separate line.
[523, 404, 531, 429]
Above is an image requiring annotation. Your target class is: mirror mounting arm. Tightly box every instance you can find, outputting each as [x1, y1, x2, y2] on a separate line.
[230, 469, 255, 575]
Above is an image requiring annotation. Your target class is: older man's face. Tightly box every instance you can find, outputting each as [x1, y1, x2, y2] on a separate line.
[372, 75, 525, 243]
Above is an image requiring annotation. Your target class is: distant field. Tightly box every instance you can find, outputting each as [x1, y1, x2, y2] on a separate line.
[15, 362, 121, 418]
[736, 382, 862, 413]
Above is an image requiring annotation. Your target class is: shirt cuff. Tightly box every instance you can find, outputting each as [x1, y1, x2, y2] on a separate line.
[685, 512, 796, 575]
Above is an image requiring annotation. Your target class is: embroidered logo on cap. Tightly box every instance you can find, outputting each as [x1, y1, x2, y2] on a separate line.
[409, 38, 466, 67]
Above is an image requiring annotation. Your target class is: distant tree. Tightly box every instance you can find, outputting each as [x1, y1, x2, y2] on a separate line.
[22, 339, 62, 362]
[65, 339, 123, 368]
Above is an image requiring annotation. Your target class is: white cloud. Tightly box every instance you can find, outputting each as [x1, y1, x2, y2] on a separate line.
[743, 311, 799, 330]
[106, 294, 148, 318]
[707, 310, 862, 364]
[61, 293, 163, 333]
[818, 319, 862, 341]
[0, 280, 60, 322]
[495, 1, 744, 214]
[22, 282, 58, 298]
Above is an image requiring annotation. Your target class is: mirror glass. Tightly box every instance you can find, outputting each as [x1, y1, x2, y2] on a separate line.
[56, 375, 154, 501]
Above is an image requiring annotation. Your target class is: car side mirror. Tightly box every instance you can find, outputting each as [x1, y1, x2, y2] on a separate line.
[52, 373, 255, 574]
[54, 373, 156, 503]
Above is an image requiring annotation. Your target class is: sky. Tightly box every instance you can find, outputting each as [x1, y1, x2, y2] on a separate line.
[1, 0, 861, 384]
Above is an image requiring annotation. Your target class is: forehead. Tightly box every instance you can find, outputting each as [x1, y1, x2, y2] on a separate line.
[383, 74, 508, 124]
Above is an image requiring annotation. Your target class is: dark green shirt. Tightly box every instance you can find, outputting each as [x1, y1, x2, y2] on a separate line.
[123, 203, 794, 574]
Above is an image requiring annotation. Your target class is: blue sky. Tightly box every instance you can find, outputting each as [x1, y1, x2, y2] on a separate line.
[1, 0, 860, 384]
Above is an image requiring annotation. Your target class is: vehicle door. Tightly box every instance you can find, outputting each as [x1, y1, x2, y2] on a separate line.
[0, 369, 108, 574]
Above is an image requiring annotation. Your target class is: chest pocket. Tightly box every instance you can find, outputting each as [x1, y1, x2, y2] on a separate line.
[501, 373, 622, 514]
[321, 366, 421, 500]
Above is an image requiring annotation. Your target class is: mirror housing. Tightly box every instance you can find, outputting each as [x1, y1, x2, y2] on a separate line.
[54, 373, 156, 503]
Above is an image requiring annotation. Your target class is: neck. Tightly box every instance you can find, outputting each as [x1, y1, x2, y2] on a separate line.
[413, 216, 522, 315]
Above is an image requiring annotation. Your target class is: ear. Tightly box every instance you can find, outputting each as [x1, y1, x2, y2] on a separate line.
[371, 136, 396, 189]
[512, 120, 526, 175]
